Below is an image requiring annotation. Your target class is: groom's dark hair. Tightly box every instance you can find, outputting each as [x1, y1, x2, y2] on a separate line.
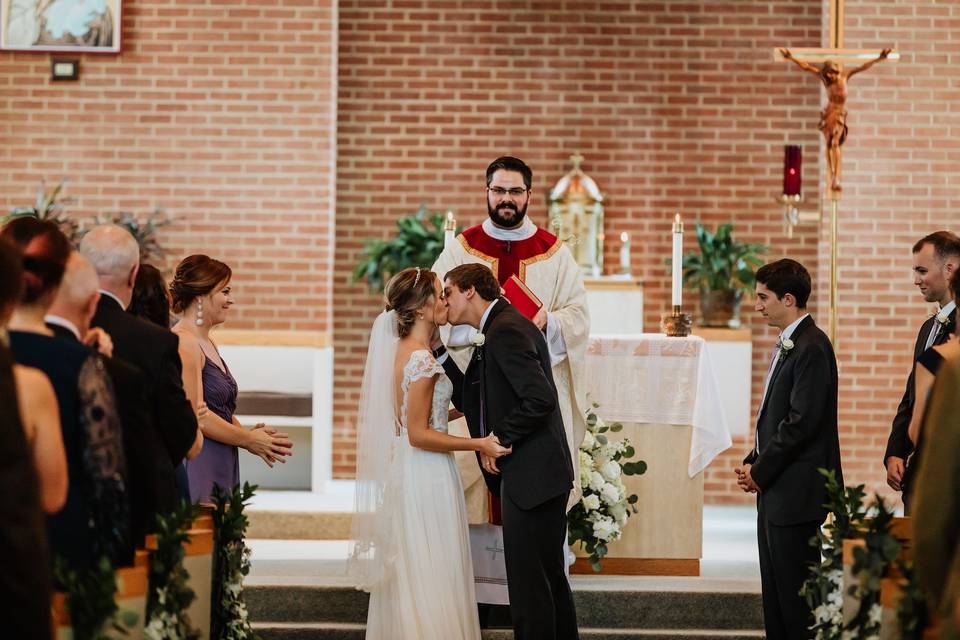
[444, 263, 500, 301]
[756, 259, 811, 309]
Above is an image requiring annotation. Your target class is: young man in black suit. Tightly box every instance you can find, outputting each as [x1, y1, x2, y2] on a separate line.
[436, 263, 578, 640]
[79, 226, 201, 486]
[735, 259, 841, 640]
[883, 231, 959, 512]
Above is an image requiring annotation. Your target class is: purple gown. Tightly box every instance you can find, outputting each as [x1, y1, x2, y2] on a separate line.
[186, 357, 239, 503]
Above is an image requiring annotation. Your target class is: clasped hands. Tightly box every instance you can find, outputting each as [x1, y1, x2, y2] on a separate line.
[480, 434, 511, 475]
[734, 464, 760, 494]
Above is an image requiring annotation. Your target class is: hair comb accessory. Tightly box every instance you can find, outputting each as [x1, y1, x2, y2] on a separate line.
[413, 268, 421, 287]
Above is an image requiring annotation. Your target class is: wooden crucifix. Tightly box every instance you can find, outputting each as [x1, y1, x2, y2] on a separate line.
[772, 0, 899, 343]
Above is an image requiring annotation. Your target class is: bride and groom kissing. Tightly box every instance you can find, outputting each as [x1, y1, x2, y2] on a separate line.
[349, 263, 579, 640]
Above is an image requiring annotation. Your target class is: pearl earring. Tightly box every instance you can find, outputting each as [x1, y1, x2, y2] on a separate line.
[195, 299, 204, 326]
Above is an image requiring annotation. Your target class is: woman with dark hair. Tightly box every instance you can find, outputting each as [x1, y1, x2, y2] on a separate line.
[2, 217, 130, 570]
[129, 263, 172, 328]
[170, 254, 293, 503]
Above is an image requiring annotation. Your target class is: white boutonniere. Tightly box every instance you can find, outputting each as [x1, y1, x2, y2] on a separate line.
[777, 337, 794, 359]
[471, 332, 485, 360]
[935, 309, 951, 326]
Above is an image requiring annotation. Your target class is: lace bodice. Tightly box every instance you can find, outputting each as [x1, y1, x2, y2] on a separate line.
[399, 350, 453, 434]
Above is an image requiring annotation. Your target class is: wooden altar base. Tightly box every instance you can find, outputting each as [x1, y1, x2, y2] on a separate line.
[571, 557, 700, 576]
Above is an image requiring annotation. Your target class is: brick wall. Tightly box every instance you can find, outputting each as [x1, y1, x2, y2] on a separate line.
[0, 0, 337, 332]
[335, 0, 827, 495]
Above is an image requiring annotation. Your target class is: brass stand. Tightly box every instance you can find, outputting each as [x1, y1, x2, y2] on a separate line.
[828, 189, 840, 345]
[661, 305, 693, 337]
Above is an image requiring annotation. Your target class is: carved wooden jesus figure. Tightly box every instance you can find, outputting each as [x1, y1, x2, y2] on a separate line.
[781, 48, 891, 192]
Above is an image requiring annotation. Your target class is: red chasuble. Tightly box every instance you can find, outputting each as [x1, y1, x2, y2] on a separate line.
[458, 224, 562, 285]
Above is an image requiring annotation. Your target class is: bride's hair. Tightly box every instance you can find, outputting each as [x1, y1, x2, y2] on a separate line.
[384, 267, 436, 337]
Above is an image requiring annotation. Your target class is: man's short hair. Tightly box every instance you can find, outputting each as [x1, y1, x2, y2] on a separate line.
[486, 156, 532, 190]
[755, 259, 812, 309]
[912, 231, 960, 262]
[444, 263, 500, 302]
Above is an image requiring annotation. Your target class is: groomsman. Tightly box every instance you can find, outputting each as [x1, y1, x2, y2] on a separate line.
[735, 259, 841, 640]
[883, 231, 959, 512]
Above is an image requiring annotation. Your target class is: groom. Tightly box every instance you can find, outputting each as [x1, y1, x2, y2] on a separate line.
[434, 263, 579, 640]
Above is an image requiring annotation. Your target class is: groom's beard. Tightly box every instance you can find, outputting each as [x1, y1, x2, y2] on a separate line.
[487, 200, 527, 228]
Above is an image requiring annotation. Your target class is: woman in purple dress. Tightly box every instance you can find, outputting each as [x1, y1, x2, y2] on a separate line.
[170, 255, 293, 503]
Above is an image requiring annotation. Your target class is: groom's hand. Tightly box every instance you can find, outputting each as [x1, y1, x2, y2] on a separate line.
[734, 464, 759, 493]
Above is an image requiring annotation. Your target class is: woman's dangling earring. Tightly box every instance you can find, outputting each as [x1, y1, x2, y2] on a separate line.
[195, 299, 204, 326]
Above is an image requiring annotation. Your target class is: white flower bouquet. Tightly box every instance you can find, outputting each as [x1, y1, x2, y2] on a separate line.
[567, 401, 646, 571]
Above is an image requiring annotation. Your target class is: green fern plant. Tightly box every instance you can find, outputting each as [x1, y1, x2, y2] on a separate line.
[681, 223, 767, 292]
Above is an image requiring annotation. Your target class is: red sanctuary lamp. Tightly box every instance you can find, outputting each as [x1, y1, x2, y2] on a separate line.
[780, 145, 803, 237]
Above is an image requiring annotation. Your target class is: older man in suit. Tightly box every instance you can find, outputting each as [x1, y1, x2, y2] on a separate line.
[735, 259, 841, 640]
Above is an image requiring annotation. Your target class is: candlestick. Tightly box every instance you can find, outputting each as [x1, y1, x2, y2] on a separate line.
[671, 213, 683, 307]
[444, 210, 456, 249]
[619, 231, 630, 275]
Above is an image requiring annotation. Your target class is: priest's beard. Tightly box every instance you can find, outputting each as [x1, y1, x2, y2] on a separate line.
[487, 200, 527, 229]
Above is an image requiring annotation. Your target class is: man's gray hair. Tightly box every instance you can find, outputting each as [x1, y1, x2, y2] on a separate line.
[79, 225, 140, 278]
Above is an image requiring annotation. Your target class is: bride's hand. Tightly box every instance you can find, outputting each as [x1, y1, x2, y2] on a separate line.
[477, 434, 511, 459]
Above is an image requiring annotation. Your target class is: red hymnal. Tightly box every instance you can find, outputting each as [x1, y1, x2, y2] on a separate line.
[502, 274, 543, 320]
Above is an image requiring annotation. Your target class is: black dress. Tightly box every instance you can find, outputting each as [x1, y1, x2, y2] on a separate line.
[917, 346, 945, 376]
[8, 331, 131, 570]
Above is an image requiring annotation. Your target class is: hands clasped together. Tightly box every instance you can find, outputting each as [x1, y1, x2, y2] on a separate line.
[734, 464, 760, 494]
[479, 434, 512, 475]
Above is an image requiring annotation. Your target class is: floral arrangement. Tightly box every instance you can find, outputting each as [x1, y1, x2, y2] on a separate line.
[211, 482, 259, 640]
[93, 209, 172, 263]
[55, 556, 136, 640]
[145, 500, 201, 640]
[567, 401, 646, 571]
[4, 179, 82, 242]
[846, 497, 900, 638]
[894, 559, 929, 640]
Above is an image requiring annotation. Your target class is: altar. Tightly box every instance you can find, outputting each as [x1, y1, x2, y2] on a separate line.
[572, 333, 732, 575]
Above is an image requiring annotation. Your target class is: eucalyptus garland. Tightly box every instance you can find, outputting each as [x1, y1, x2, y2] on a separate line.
[801, 469, 867, 640]
[55, 555, 135, 640]
[145, 500, 201, 640]
[211, 482, 259, 640]
[845, 496, 900, 638]
[894, 559, 928, 640]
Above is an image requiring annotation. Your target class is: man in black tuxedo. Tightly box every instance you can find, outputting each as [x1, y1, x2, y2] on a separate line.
[735, 259, 841, 640]
[436, 263, 578, 640]
[79, 226, 200, 488]
[883, 231, 959, 512]
[45, 251, 178, 545]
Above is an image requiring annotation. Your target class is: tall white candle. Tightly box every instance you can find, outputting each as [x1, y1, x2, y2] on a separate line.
[672, 213, 683, 307]
[444, 210, 456, 249]
[619, 232, 630, 274]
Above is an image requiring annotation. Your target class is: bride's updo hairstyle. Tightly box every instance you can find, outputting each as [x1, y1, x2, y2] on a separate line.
[384, 267, 436, 338]
[169, 254, 232, 314]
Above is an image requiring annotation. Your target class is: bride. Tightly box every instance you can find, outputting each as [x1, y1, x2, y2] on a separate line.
[348, 267, 511, 639]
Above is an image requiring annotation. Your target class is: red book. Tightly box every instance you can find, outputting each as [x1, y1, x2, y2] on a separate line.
[502, 274, 543, 320]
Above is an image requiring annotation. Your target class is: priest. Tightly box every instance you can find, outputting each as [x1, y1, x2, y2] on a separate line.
[433, 156, 590, 522]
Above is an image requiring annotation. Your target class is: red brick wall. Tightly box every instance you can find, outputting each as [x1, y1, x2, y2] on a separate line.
[0, 0, 337, 332]
[334, 0, 827, 494]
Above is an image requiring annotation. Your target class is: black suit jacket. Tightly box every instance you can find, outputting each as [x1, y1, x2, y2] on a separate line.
[90, 296, 198, 465]
[46, 322, 177, 541]
[884, 308, 956, 466]
[442, 299, 574, 510]
[744, 315, 842, 526]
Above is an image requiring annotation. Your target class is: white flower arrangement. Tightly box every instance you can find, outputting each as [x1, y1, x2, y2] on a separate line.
[470, 332, 486, 347]
[568, 400, 646, 571]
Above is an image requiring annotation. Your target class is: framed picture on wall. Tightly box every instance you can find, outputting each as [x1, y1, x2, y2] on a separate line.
[1, 0, 121, 53]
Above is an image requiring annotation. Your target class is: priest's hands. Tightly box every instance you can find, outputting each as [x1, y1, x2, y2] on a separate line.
[532, 308, 548, 331]
[886, 456, 905, 491]
[734, 464, 759, 493]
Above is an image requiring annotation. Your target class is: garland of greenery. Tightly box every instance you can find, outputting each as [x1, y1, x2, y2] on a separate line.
[55, 556, 135, 640]
[801, 469, 868, 640]
[894, 559, 928, 640]
[145, 500, 201, 640]
[211, 482, 259, 640]
[845, 496, 900, 638]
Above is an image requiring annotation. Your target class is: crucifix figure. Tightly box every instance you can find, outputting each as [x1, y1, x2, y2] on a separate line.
[780, 47, 891, 192]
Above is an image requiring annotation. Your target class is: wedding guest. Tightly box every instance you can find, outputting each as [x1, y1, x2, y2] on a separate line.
[0, 237, 56, 640]
[46, 251, 175, 546]
[129, 263, 172, 328]
[734, 259, 841, 640]
[170, 254, 293, 503]
[883, 231, 959, 512]
[3, 218, 131, 569]
[80, 226, 202, 485]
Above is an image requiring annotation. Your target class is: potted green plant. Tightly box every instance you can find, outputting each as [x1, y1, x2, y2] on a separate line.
[3, 179, 82, 243]
[682, 223, 767, 328]
[353, 205, 459, 292]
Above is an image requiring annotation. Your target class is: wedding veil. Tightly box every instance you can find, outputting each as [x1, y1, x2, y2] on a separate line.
[347, 309, 401, 589]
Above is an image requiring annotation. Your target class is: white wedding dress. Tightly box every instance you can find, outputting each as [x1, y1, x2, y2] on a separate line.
[364, 350, 481, 640]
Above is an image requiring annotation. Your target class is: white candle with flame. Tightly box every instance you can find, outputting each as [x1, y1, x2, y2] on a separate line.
[444, 210, 456, 249]
[619, 232, 630, 274]
[672, 213, 683, 307]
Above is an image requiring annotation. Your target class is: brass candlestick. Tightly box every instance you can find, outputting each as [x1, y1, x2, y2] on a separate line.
[661, 305, 692, 337]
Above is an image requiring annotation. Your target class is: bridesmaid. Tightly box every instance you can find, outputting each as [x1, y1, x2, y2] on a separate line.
[170, 255, 293, 503]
